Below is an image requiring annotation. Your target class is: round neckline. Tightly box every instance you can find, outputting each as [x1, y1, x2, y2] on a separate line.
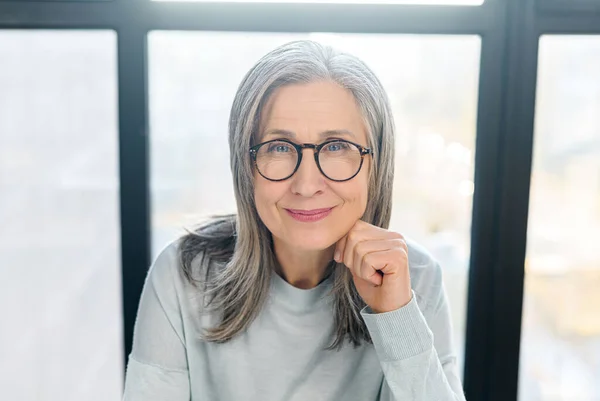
[269, 269, 334, 312]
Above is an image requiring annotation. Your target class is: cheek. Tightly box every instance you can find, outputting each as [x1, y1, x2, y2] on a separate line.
[338, 174, 369, 210]
[355, 179, 370, 210]
[254, 179, 271, 212]
[355, 165, 371, 202]
[253, 177, 286, 221]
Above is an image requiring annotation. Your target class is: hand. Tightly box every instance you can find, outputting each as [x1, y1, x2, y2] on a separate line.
[333, 220, 412, 314]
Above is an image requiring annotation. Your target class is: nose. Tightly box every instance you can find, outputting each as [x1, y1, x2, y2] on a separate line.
[290, 149, 326, 197]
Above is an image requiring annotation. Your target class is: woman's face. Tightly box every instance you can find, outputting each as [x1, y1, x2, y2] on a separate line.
[254, 80, 370, 252]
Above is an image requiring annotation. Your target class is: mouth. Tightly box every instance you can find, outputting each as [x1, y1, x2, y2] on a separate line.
[284, 207, 335, 222]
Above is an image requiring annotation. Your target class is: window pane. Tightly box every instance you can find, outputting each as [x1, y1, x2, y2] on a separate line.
[519, 35, 600, 401]
[149, 31, 480, 373]
[0, 31, 122, 401]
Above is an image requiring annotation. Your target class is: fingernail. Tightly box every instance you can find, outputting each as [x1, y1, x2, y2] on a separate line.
[334, 251, 340, 262]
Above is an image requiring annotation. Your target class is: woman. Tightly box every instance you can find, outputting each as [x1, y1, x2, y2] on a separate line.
[123, 40, 465, 401]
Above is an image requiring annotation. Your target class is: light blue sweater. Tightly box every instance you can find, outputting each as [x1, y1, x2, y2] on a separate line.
[123, 239, 466, 401]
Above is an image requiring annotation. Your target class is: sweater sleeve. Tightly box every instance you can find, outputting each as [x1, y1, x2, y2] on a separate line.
[122, 242, 191, 401]
[360, 261, 466, 401]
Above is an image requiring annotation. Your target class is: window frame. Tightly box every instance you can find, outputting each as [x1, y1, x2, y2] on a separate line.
[2, 1, 600, 400]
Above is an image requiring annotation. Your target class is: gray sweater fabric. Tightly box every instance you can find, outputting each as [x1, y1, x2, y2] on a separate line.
[123, 238, 466, 401]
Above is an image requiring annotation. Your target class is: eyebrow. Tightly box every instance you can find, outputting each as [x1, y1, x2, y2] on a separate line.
[262, 129, 357, 142]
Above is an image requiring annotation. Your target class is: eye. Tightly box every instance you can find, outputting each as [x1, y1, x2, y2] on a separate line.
[324, 141, 349, 152]
[266, 142, 293, 153]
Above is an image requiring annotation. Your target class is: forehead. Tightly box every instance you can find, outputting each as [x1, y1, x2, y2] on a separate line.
[258, 81, 368, 144]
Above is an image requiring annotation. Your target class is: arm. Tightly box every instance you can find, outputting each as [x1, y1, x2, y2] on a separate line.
[123, 242, 191, 401]
[361, 262, 466, 401]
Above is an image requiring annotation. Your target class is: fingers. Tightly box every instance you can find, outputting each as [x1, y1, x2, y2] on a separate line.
[334, 233, 348, 263]
[332, 221, 407, 286]
[352, 238, 406, 286]
[357, 245, 405, 286]
[334, 220, 361, 264]
[341, 226, 362, 270]
[360, 252, 384, 286]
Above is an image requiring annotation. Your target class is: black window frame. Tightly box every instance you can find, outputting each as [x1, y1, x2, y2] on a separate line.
[2, 1, 599, 400]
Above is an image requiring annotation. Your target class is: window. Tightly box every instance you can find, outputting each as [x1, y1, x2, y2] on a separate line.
[0, 30, 122, 401]
[148, 31, 481, 373]
[519, 35, 600, 401]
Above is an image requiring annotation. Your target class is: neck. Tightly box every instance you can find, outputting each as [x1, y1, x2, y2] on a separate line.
[272, 238, 335, 289]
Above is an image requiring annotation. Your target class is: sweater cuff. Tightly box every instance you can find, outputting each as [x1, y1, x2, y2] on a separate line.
[360, 291, 434, 361]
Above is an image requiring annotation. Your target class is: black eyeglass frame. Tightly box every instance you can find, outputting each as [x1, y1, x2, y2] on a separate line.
[249, 138, 372, 182]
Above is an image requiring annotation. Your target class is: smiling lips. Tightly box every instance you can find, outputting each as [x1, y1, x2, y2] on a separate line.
[284, 207, 334, 222]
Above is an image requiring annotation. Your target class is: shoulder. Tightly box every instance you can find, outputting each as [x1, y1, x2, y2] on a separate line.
[146, 238, 218, 322]
[148, 229, 232, 300]
[152, 238, 182, 269]
[405, 236, 444, 312]
[146, 239, 187, 295]
[150, 214, 236, 284]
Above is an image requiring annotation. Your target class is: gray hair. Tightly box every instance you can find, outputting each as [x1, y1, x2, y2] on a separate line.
[179, 40, 395, 349]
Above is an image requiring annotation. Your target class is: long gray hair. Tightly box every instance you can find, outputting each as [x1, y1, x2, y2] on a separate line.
[179, 40, 395, 349]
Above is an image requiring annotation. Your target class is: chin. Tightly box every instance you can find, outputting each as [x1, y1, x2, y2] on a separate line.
[287, 231, 336, 252]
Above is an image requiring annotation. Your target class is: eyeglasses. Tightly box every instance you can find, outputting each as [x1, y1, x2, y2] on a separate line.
[249, 138, 372, 182]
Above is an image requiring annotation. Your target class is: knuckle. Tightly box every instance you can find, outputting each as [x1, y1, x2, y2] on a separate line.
[360, 261, 371, 279]
[390, 231, 404, 240]
[347, 229, 360, 242]
[354, 241, 367, 255]
[362, 254, 374, 272]
[391, 238, 404, 248]
[352, 249, 361, 267]
[397, 247, 409, 260]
